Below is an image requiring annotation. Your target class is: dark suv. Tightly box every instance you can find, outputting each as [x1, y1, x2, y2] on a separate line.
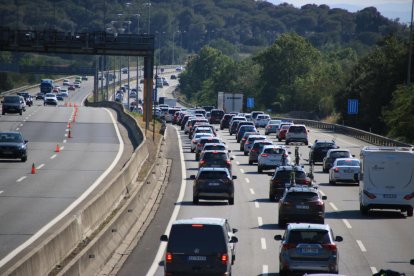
[2, 95, 25, 115]
[220, 114, 235, 130]
[199, 150, 233, 172]
[209, 109, 225, 124]
[191, 167, 236, 205]
[308, 140, 339, 164]
[268, 165, 312, 201]
[160, 217, 238, 275]
[0, 131, 28, 162]
[278, 186, 327, 227]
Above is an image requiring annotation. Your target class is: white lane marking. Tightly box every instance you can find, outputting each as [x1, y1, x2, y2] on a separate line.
[240, 168, 245, 174]
[147, 127, 186, 276]
[16, 128, 19, 131]
[262, 265, 268, 275]
[255, 201, 260, 208]
[0, 191, 3, 195]
[0, 108, 124, 268]
[65, 129, 69, 132]
[370, 267, 378, 274]
[36, 164, 45, 169]
[329, 202, 338, 211]
[63, 139, 67, 143]
[342, 219, 352, 229]
[261, 238, 267, 250]
[25, 117, 29, 120]
[236, 161, 240, 165]
[249, 188, 255, 195]
[245, 178, 250, 183]
[356, 240, 367, 252]
[319, 190, 326, 196]
[16, 176, 26, 183]
[19, 123, 23, 126]
[60, 146, 64, 151]
[257, 217, 263, 227]
[50, 154, 57, 159]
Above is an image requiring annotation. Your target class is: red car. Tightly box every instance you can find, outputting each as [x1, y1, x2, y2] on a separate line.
[277, 124, 291, 141]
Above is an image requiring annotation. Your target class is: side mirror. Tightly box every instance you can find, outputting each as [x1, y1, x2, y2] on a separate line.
[230, 157, 234, 160]
[322, 195, 327, 200]
[190, 175, 196, 180]
[229, 236, 238, 243]
[274, 235, 283, 241]
[308, 146, 311, 148]
[232, 175, 237, 180]
[232, 228, 238, 234]
[160, 234, 168, 242]
[335, 236, 343, 242]
[24, 140, 28, 144]
[410, 259, 414, 265]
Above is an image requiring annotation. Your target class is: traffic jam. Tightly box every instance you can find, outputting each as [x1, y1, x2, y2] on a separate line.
[158, 105, 414, 276]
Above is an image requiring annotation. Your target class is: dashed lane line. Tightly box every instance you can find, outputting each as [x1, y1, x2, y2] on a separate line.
[51, 154, 57, 159]
[249, 188, 255, 195]
[0, 191, 3, 195]
[63, 139, 67, 143]
[329, 202, 338, 211]
[36, 164, 45, 170]
[342, 219, 352, 229]
[261, 238, 267, 250]
[240, 168, 245, 174]
[16, 128, 19, 131]
[255, 201, 260, 208]
[257, 217, 263, 227]
[245, 178, 250, 183]
[370, 267, 378, 274]
[16, 176, 26, 182]
[60, 146, 64, 151]
[356, 240, 367, 252]
[19, 123, 23, 126]
[236, 161, 240, 165]
[262, 265, 268, 275]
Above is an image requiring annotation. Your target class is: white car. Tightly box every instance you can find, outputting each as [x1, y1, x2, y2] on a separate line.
[257, 145, 291, 173]
[62, 79, 70, 86]
[190, 133, 214, 153]
[43, 93, 58, 105]
[285, 124, 309, 145]
[255, 114, 271, 127]
[74, 82, 81, 88]
[59, 88, 69, 97]
[329, 158, 360, 185]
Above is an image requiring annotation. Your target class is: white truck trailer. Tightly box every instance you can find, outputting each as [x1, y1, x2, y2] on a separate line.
[359, 146, 414, 216]
[217, 92, 243, 113]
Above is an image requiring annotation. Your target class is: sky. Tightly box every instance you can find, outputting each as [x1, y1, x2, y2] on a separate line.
[269, 0, 412, 23]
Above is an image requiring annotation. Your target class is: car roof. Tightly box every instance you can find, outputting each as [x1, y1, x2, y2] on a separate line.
[0, 131, 22, 135]
[248, 135, 266, 139]
[203, 149, 227, 153]
[173, 217, 227, 226]
[334, 158, 359, 163]
[287, 223, 331, 231]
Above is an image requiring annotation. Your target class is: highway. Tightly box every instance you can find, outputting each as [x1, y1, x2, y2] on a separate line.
[117, 73, 414, 275]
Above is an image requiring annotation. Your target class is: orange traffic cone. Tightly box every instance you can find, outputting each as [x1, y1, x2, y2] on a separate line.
[73, 115, 76, 122]
[31, 163, 36, 174]
[55, 144, 60, 152]
[74, 103, 78, 108]
[67, 122, 71, 129]
[68, 130, 72, 138]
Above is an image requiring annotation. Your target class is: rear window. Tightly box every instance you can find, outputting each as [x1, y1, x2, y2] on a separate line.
[199, 171, 229, 179]
[253, 142, 272, 150]
[248, 136, 266, 142]
[288, 126, 306, 133]
[275, 170, 306, 180]
[4, 96, 20, 103]
[0, 133, 23, 143]
[241, 126, 255, 131]
[337, 160, 359, 166]
[200, 138, 221, 144]
[204, 152, 227, 161]
[222, 114, 234, 121]
[168, 224, 226, 252]
[281, 125, 291, 130]
[263, 148, 285, 154]
[285, 192, 319, 201]
[204, 145, 226, 151]
[331, 151, 351, 158]
[315, 143, 335, 148]
[287, 230, 330, 244]
[211, 110, 224, 116]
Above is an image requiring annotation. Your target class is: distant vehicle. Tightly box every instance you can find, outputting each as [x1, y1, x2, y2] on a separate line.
[195, 136, 222, 160]
[160, 217, 238, 275]
[75, 76, 82, 83]
[209, 109, 225, 124]
[74, 82, 81, 88]
[175, 66, 183, 72]
[359, 146, 414, 217]
[43, 93, 58, 106]
[156, 77, 163, 88]
[59, 88, 69, 97]
[285, 124, 309, 145]
[121, 67, 128, 74]
[35, 92, 45, 100]
[248, 140, 273, 165]
[2, 95, 25, 115]
[56, 94, 64, 101]
[68, 85, 76, 91]
[220, 114, 235, 130]
[217, 92, 243, 113]
[17, 92, 33, 106]
[322, 149, 354, 173]
[308, 140, 339, 165]
[40, 79, 54, 94]
[250, 111, 264, 121]
[170, 74, 177, 79]
[62, 79, 70, 86]
[257, 145, 291, 173]
[81, 76, 88, 80]
[274, 223, 343, 275]
[0, 131, 28, 162]
[254, 114, 271, 128]
[329, 158, 360, 185]
[243, 135, 266, 155]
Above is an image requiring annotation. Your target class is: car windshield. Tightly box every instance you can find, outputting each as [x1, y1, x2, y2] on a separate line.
[200, 138, 220, 144]
[199, 171, 229, 179]
[168, 224, 226, 253]
[287, 230, 330, 244]
[204, 145, 225, 151]
[254, 142, 272, 150]
[4, 97, 19, 103]
[331, 151, 350, 158]
[337, 160, 360, 166]
[203, 152, 227, 161]
[0, 133, 22, 143]
[315, 143, 335, 148]
[285, 192, 319, 201]
[289, 126, 306, 133]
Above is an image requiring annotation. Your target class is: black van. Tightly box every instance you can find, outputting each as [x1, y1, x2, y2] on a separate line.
[209, 109, 225, 124]
[161, 218, 238, 275]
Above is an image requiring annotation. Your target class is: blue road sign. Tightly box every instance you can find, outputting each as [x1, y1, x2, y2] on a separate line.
[347, 99, 358, 115]
[247, 97, 254, 108]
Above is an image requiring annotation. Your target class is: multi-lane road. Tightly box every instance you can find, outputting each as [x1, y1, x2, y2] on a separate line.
[117, 77, 414, 275]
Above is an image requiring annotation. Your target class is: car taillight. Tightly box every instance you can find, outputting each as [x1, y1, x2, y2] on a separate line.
[251, 149, 257, 152]
[266, 126, 271, 129]
[322, 244, 337, 251]
[312, 200, 324, 206]
[283, 154, 288, 158]
[403, 192, 414, 200]
[282, 200, 292, 206]
[166, 252, 173, 263]
[221, 253, 228, 265]
[200, 160, 205, 165]
[334, 167, 339, 172]
[282, 243, 296, 250]
[246, 142, 250, 144]
[242, 138, 246, 141]
[261, 153, 269, 157]
[226, 160, 231, 165]
[363, 190, 376, 199]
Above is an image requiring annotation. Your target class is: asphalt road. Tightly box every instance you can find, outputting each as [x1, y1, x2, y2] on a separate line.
[117, 98, 414, 275]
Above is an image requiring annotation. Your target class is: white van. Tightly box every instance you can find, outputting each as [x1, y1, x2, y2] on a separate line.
[359, 146, 414, 217]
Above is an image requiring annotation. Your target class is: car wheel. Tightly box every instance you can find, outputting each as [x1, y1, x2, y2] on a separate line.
[244, 151, 248, 156]
[248, 160, 253, 165]
[2, 111, 5, 115]
[21, 156, 27, 162]
[19, 110, 22, 115]
[319, 219, 325, 224]
[190, 148, 194, 153]
[285, 140, 289, 145]
[278, 138, 281, 142]
[195, 155, 199, 161]
[407, 207, 413, 217]
[232, 255, 235, 265]
[193, 196, 199, 205]
[305, 141, 308, 145]
[329, 178, 335, 185]
[323, 167, 328, 173]
[279, 268, 288, 276]
[360, 203, 369, 215]
[258, 166, 262, 173]
[228, 197, 234, 205]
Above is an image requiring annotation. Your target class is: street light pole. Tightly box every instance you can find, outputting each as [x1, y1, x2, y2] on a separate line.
[144, 2, 151, 34]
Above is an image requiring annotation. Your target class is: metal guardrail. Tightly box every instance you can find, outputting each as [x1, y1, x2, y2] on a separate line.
[272, 116, 413, 147]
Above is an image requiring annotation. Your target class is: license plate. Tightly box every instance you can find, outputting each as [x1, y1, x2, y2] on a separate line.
[188, 256, 206, 261]
[2, 151, 13, 154]
[296, 205, 309, 209]
[301, 248, 318, 254]
[344, 169, 353, 173]
[383, 194, 397, 199]
[208, 182, 220, 186]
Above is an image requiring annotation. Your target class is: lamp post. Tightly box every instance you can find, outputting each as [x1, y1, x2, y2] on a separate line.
[143, 2, 151, 34]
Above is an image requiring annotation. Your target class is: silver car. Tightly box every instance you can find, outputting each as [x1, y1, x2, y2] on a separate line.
[257, 145, 291, 173]
[243, 135, 266, 155]
[274, 223, 343, 275]
[191, 133, 213, 153]
[329, 158, 360, 185]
